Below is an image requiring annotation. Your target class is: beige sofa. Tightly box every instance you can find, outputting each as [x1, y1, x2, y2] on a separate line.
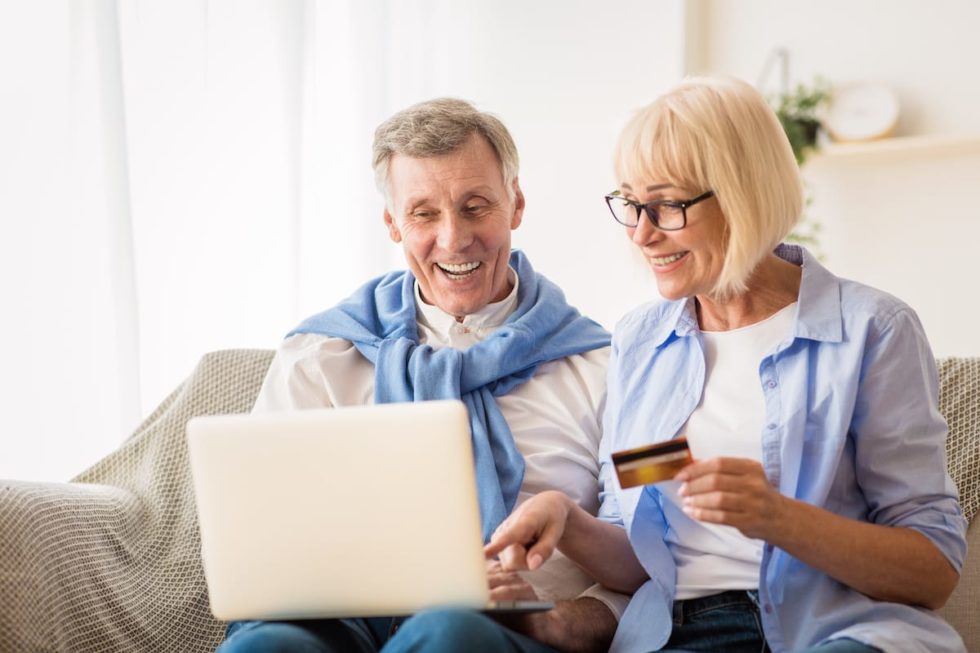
[0, 350, 977, 652]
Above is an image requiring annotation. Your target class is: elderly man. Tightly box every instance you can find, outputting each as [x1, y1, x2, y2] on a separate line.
[217, 98, 628, 653]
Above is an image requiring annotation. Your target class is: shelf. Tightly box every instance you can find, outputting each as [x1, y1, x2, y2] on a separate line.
[808, 134, 980, 164]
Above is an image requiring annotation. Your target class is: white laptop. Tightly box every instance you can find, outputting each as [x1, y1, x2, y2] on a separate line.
[186, 399, 551, 621]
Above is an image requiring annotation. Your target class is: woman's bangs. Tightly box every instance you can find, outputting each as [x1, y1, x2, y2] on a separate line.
[615, 108, 705, 193]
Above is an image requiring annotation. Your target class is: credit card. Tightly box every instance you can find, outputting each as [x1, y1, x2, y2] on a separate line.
[612, 438, 692, 488]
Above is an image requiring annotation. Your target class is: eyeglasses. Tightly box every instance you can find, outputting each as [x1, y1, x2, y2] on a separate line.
[604, 189, 715, 231]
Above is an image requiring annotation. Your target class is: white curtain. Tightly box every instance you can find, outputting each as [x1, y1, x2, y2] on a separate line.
[1, 0, 141, 481]
[1, 0, 412, 480]
[1, 0, 682, 481]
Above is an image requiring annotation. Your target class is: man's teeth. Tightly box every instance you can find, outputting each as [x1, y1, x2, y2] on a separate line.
[438, 262, 481, 276]
[652, 252, 686, 265]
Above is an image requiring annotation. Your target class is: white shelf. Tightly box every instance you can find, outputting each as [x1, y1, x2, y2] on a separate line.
[809, 134, 980, 164]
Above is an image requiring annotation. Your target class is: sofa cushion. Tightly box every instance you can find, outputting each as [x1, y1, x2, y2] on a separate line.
[938, 357, 980, 523]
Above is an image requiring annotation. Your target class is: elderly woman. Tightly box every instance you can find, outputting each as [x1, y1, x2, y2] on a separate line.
[486, 77, 968, 653]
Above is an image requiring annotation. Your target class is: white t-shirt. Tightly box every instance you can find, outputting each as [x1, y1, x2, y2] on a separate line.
[666, 302, 798, 600]
[253, 270, 630, 617]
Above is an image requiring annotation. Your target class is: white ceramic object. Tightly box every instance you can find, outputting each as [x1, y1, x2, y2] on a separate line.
[823, 82, 900, 143]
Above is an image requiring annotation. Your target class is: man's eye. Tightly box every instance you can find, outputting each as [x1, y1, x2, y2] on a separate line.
[412, 210, 436, 220]
[463, 204, 488, 215]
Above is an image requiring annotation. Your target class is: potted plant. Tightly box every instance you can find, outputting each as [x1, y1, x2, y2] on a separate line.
[769, 78, 830, 257]
[772, 79, 831, 166]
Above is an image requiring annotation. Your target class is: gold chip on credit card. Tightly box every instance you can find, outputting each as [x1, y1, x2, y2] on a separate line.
[612, 438, 693, 488]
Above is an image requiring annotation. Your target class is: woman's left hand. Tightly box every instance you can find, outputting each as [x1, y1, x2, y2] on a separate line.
[486, 559, 539, 602]
[675, 456, 788, 540]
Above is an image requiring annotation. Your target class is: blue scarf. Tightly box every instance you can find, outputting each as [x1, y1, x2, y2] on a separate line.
[288, 250, 610, 541]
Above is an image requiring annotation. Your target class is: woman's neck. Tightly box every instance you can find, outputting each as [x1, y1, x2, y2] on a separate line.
[695, 254, 802, 332]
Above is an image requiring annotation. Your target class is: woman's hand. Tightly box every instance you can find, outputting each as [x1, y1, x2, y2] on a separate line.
[486, 560, 539, 601]
[484, 490, 573, 571]
[487, 489, 648, 594]
[676, 456, 959, 608]
[675, 456, 787, 540]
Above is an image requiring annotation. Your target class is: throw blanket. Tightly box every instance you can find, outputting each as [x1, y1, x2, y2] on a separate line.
[288, 250, 610, 539]
[0, 349, 275, 652]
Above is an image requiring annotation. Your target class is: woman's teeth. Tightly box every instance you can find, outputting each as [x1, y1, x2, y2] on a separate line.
[437, 261, 481, 278]
[651, 252, 686, 265]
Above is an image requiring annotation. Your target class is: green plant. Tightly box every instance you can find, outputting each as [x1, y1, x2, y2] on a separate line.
[770, 78, 830, 259]
[772, 79, 831, 166]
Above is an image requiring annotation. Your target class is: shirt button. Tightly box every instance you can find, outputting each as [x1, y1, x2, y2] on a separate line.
[767, 423, 777, 430]
[767, 380, 777, 389]
[764, 604, 774, 614]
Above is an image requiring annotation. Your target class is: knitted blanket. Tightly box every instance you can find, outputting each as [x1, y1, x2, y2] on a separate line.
[938, 357, 980, 523]
[0, 349, 274, 652]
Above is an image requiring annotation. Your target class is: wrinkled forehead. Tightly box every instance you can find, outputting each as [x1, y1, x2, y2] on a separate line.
[389, 141, 507, 201]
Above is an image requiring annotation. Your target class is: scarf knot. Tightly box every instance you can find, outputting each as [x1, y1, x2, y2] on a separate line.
[289, 250, 610, 540]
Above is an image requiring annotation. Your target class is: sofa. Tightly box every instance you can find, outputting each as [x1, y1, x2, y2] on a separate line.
[0, 350, 977, 652]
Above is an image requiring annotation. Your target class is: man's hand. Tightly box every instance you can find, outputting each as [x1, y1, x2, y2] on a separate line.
[675, 456, 786, 540]
[493, 597, 616, 653]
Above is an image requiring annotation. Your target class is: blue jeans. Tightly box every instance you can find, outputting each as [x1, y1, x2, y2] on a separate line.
[660, 590, 881, 653]
[217, 609, 560, 653]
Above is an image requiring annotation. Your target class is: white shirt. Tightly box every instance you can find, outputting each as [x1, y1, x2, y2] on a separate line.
[667, 302, 798, 599]
[253, 271, 630, 617]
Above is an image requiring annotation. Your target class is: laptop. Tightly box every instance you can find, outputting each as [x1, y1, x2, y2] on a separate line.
[186, 399, 552, 621]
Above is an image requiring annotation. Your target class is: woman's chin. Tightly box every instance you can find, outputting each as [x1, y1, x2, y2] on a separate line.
[654, 279, 691, 301]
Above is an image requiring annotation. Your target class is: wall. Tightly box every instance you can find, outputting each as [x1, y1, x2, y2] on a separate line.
[689, 0, 980, 356]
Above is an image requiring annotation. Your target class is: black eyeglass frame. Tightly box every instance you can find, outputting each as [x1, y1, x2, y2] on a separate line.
[604, 189, 715, 231]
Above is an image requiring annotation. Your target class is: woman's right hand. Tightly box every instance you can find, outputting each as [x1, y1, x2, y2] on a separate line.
[484, 490, 573, 571]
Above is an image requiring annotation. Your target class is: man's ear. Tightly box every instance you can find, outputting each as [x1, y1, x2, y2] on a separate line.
[510, 178, 525, 230]
[384, 208, 402, 243]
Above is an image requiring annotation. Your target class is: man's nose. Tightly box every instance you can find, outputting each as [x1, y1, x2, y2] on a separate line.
[436, 214, 473, 251]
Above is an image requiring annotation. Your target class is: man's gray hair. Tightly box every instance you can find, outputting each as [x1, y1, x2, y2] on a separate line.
[372, 98, 520, 206]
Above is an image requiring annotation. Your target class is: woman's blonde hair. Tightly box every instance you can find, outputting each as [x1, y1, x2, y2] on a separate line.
[614, 76, 803, 299]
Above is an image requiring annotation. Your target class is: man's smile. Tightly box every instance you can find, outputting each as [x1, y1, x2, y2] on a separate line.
[436, 261, 482, 279]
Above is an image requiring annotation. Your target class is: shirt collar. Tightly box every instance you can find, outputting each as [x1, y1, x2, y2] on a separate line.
[414, 267, 519, 335]
[650, 243, 842, 349]
[649, 297, 698, 348]
[781, 243, 843, 343]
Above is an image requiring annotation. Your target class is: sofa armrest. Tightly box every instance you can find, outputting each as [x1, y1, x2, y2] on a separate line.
[0, 480, 147, 651]
[1, 350, 275, 652]
[0, 477, 223, 653]
[938, 516, 980, 653]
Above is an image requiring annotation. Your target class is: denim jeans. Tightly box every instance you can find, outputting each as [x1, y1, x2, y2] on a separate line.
[660, 590, 881, 653]
[218, 609, 560, 653]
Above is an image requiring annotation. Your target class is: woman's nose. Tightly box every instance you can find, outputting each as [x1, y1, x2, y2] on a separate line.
[630, 212, 661, 246]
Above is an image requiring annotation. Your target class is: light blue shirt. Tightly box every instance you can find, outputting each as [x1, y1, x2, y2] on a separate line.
[601, 245, 967, 653]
